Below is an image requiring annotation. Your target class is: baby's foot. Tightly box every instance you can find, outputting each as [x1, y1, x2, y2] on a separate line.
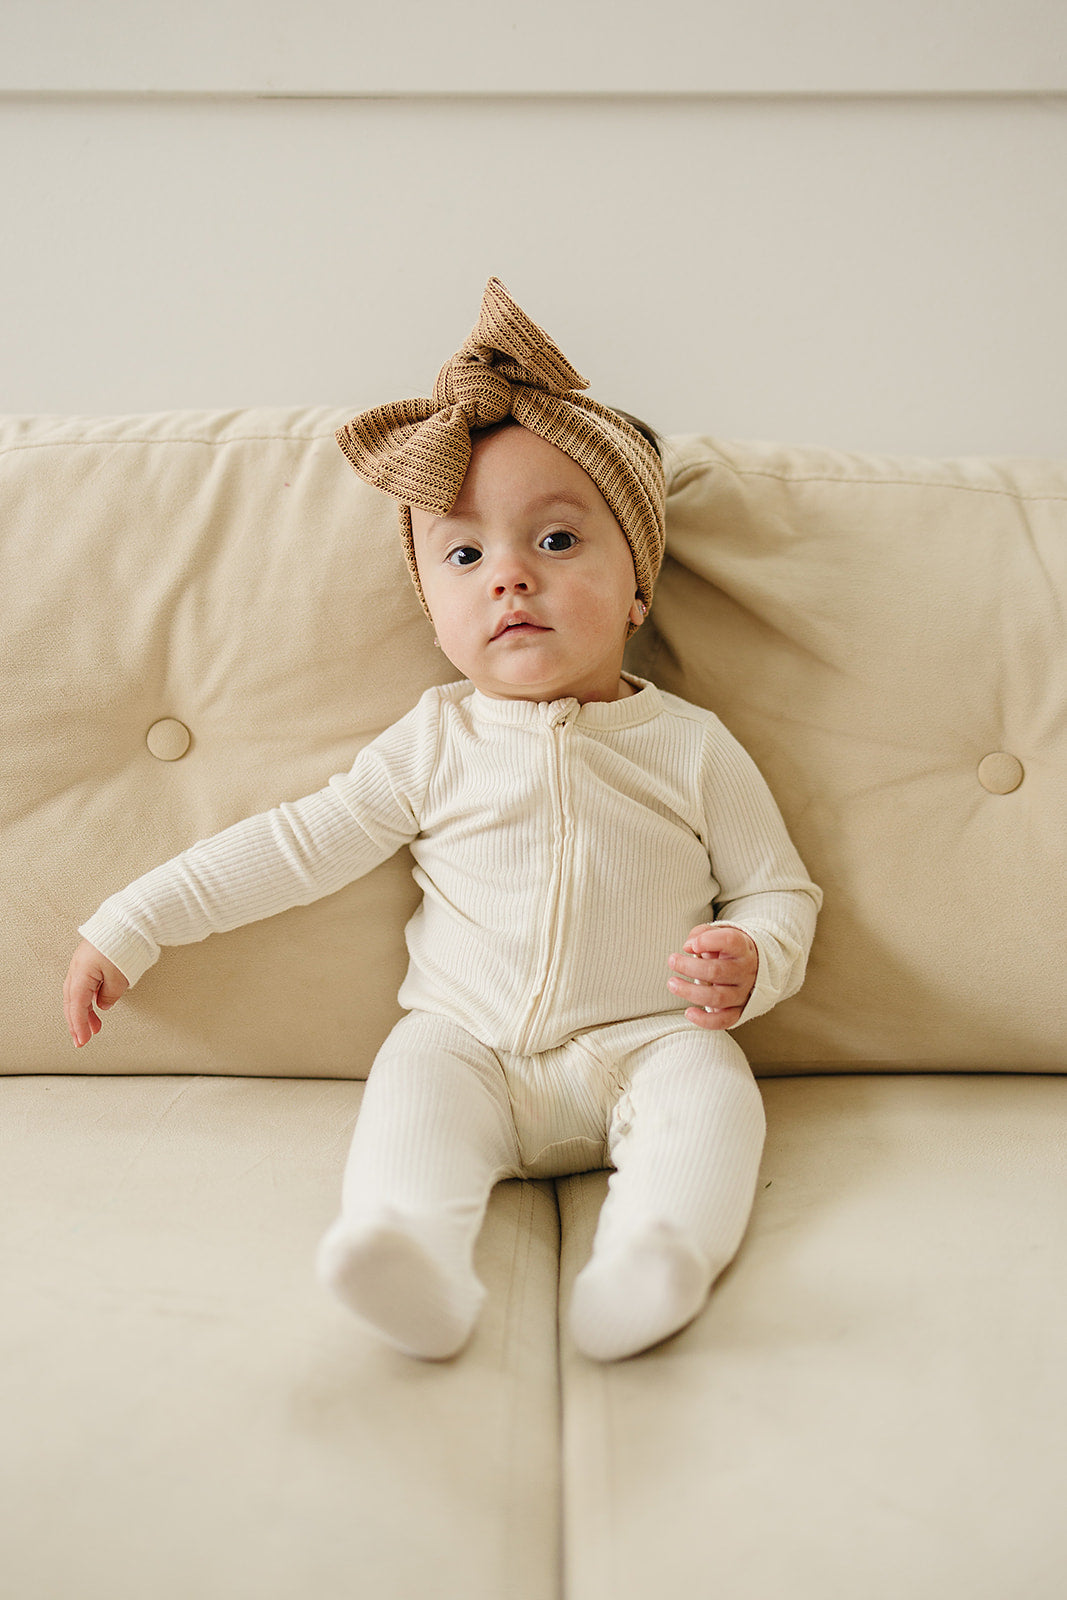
[316, 1214, 484, 1360]
[569, 1222, 712, 1362]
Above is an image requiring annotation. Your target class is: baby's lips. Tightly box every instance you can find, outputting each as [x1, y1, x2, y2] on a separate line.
[490, 611, 550, 640]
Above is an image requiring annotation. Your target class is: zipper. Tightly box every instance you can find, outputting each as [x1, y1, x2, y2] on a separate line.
[515, 708, 574, 1053]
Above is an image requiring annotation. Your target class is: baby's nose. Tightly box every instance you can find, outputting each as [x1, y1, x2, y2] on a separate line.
[489, 554, 534, 595]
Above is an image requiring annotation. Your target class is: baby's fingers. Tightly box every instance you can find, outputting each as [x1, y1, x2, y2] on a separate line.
[682, 1002, 746, 1032]
[64, 972, 102, 1048]
[669, 949, 742, 987]
[63, 943, 128, 1048]
[667, 965, 747, 1015]
[684, 924, 756, 962]
[668, 926, 758, 1030]
[94, 969, 128, 1011]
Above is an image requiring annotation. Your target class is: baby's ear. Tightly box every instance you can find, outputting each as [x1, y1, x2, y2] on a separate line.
[628, 596, 648, 629]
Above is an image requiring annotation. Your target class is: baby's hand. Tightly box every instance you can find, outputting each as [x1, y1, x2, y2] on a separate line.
[63, 940, 129, 1048]
[668, 924, 758, 1032]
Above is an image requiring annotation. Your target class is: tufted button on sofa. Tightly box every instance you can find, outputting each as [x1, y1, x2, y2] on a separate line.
[3, 408, 1065, 1600]
[976, 750, 1025, 793]
[146, 717, 193, 761]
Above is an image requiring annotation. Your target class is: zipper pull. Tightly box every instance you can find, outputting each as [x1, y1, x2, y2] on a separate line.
[545, 697, 580, 729]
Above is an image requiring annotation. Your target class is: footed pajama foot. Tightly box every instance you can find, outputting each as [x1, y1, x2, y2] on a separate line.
[569, 1222, 713, 1362]
[316, 1213, 485, 1360]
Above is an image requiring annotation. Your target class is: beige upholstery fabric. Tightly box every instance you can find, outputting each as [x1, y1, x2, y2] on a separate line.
[4, 412, 1065, 1077]
[558, 1072, 1067, 1600]
[628, 437, 1067, 1072]
[0, 1074, 561, 1600]
[2, 409, 460, 1077]
[4, 406, 1066, 1600]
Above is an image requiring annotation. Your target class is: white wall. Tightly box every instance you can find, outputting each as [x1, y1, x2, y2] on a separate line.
[3, 2, 1065, 456]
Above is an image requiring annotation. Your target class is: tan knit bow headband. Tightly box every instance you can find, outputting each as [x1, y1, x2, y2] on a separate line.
[336, 277, 665, 616]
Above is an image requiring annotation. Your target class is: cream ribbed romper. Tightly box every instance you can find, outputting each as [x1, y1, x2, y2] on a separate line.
[82, 676, 821, 1361]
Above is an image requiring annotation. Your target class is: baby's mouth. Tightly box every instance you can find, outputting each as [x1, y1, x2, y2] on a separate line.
[491, 612, 551, 641]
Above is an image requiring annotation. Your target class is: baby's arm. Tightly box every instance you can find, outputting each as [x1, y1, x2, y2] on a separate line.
[670, 714, 822, 1033]
[64, 939, 130, 1048]
[61, 790, 407, 1050]
[60, 691, 440, 1047]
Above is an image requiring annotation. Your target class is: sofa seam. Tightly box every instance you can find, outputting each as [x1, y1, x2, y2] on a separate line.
[501, 1179, 549, 1600]
[0, 431, 343, 459]
[672, 456, 1067, 504]
[554, 1177, 571, 1600]
[552, 1179, 567, 1600]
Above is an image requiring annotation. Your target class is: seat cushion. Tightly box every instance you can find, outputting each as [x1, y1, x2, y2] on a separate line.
[557, 1072, 1067, 1600]
[1, 1074, 561, 1600]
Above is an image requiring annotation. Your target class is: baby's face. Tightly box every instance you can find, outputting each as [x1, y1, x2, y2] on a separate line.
[410, 424, 643, 704]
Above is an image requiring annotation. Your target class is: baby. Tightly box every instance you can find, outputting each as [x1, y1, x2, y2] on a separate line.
[63, 279, 821, 1362]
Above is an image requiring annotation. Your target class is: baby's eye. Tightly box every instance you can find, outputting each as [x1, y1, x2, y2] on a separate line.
[539, 530, 578, 553]
[446, 545, 482, 567]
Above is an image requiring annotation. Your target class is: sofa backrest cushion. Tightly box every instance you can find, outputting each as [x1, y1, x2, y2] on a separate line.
[628, 436, 1067, 1072]
[3, 408, 459, 1076]
[4, 412, 1064, 1075]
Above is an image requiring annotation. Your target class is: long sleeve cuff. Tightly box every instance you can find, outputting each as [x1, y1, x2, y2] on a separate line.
[78, 907, 161, 987]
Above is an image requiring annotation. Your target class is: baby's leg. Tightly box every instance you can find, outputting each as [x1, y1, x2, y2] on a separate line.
[317, 1012, 520, 1359]
[569, 1027, 765, 1362]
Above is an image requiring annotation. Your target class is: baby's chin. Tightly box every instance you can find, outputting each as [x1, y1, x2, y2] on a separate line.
[446, 654, 562, 700]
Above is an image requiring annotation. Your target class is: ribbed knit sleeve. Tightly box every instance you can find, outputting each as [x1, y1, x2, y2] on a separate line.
[79, 692, 441, 985]
[697, 716, 822, 1027]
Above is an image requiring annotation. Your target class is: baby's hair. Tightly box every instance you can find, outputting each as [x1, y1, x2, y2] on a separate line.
[609, 409, 662, 460]
[470, 411, 662, 461]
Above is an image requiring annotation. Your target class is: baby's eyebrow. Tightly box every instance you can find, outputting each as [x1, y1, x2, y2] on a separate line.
[525, 490, 592, 517]
[421, 489, 592, 542]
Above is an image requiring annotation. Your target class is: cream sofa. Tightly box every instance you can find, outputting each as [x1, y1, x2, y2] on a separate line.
[3, 407, 1065, 1600]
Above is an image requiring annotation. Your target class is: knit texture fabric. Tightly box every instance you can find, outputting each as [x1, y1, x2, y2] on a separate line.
[335, 278, 666, 613]
[78, 678, 821, 1056]
[318, 1007, 767, 1360]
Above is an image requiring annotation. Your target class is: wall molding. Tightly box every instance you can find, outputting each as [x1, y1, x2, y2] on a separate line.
[3, 0, 1065, 98]
[4, 90, 1066, 107]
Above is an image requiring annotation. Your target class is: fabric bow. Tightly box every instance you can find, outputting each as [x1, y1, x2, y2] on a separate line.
[337, 278, 588, 516]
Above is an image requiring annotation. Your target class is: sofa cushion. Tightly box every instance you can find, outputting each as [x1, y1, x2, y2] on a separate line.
[1, 408, 459, 1076]
[0, 1074, 561, 1600]
[557, 1072, 1067, 1600]
[628, 437, 1067, 1072]
[5, 412, 1065, 1076]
